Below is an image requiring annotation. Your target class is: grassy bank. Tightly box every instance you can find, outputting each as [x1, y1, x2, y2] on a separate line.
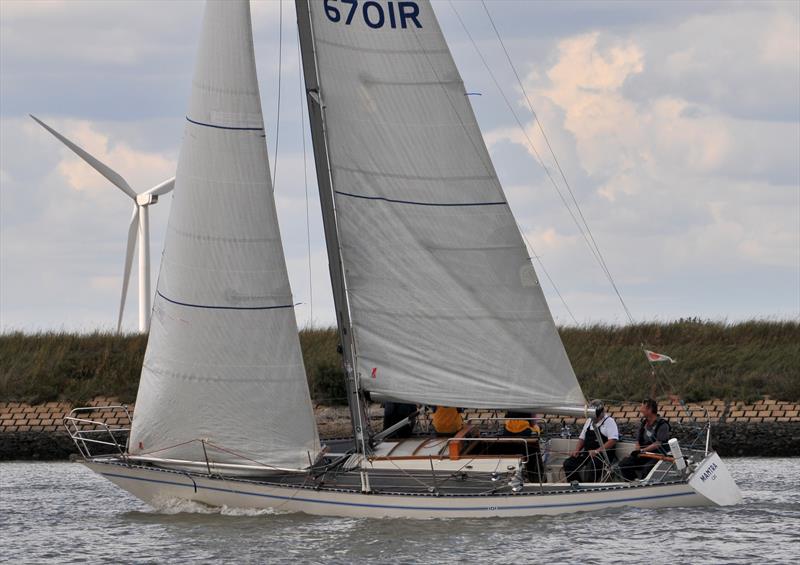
[1, 320, 797, 405]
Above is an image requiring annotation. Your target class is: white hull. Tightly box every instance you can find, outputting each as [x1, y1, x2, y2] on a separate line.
[84, 452, 738, 519]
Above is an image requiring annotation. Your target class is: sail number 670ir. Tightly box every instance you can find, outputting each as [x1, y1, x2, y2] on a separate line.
[323, 0, 423, 29]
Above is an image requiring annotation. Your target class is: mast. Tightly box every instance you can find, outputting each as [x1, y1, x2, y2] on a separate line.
[295, 0, 372, 453]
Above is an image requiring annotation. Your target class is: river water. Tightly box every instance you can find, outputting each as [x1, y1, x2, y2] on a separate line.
[1, 459, 797, 564]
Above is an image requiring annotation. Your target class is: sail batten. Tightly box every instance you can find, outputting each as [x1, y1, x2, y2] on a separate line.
[129, 0, 320, 470]
[299, 0, 585, 410]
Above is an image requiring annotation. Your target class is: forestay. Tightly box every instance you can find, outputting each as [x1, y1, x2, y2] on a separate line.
[129, 0, 320, 470]
[299, 0, 584, 410]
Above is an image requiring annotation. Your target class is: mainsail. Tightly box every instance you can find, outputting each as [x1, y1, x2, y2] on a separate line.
[129, 0, 320, 470]
[297, 0, 584, 410]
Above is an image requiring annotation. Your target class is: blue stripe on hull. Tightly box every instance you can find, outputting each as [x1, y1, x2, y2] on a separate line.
[100, 470, 696, 512]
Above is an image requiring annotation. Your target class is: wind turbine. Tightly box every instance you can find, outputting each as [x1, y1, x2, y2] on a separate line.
[30, 115, 175, 333]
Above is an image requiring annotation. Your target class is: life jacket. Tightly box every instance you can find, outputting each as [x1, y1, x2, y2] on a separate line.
[584, 416, 616, 461]
[432, 406, 463, 434]
[504, 419, 541, 436]
[638, 416, 671, 454]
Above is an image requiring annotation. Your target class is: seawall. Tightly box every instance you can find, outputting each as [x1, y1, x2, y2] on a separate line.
[1, 397, 798, 460]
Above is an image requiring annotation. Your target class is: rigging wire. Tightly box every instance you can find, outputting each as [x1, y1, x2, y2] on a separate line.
[449, 1, 638, 328]
[446, 1, 584, 325]
[447, 3, 596, 261]
[473, 1, 683, 397]
[396, 6, 567, 327]
[479, 0, 636, 326]
[401, 2, 579, 326]
[517, 224, 579, 325]
[297, 29, 313, 326]
[272, 0, 283, 189]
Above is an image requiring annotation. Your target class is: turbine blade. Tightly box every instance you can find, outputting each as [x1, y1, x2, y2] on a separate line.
[143, 176, 175, 197]
[29, 114, 137, 199]
[117, 206, 140, 332]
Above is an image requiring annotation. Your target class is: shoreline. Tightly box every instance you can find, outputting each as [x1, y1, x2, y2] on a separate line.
[2, 397, 798, 460]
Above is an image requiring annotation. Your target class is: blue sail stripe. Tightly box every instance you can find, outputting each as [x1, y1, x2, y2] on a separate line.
[185, 116, 264, 131]
[334, 190, 507, 208]
[157, 290, 293, 311]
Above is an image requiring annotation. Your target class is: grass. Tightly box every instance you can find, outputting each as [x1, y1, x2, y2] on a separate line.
[0, 332, 147, 406]
[560, 319, 799, 403]
[1, 320, 797, 405]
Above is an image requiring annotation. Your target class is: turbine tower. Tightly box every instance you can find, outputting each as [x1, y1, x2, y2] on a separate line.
[30, 115, 175, 333]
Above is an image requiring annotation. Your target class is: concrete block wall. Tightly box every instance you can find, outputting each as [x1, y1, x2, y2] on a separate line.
[0, 397, 129, 433]
[529, 397, 800, 426]
[2, 396, 799, 434]
[1, 396, 799, 459]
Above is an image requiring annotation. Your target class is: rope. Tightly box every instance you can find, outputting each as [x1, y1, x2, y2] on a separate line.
[203, 440, 296, 471]
[135, 438, 298, 472]
[297, 28, 313, 326]
[271, 0, 283, 189]
[135, 438, 202, 457]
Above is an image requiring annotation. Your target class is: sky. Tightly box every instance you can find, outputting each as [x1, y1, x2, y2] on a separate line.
[1, 0, 798, 333]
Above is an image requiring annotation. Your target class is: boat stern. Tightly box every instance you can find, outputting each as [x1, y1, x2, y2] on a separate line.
[688, 452, 743, 506]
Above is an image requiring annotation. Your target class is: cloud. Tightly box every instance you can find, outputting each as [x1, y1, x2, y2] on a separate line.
[625, 3, 800, 122]
[1, 0, 798, 332]
[43, 119, 176, 193]
[480, 5, 798, 322]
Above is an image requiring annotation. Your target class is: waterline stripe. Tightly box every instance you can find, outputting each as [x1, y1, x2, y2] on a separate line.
[334, 190, 507, 208]
[186, 116, 264, 131]
[100, 470, 696, 512]
[157, 291, 293, 312]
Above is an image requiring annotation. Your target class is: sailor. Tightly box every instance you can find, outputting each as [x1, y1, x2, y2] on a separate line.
[431, 406, 463, 435]
[503, 411, 541, 437]
[562, 400, 619, 483]
[618, 398, 671, 481]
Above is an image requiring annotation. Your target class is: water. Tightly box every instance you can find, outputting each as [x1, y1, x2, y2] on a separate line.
[1, 459, 798, 564]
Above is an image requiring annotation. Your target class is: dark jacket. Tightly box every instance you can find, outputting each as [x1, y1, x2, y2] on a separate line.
[637, 417, 671, 455]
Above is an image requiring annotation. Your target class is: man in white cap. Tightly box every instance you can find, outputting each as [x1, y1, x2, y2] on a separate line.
[563, 400, 619, 483]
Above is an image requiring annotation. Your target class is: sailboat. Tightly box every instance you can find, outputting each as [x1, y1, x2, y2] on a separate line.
[64, 0, 742, 518]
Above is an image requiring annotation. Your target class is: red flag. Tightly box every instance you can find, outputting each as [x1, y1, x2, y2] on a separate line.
[371, 367, 377, 379]
[644, 349, 676, 364]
